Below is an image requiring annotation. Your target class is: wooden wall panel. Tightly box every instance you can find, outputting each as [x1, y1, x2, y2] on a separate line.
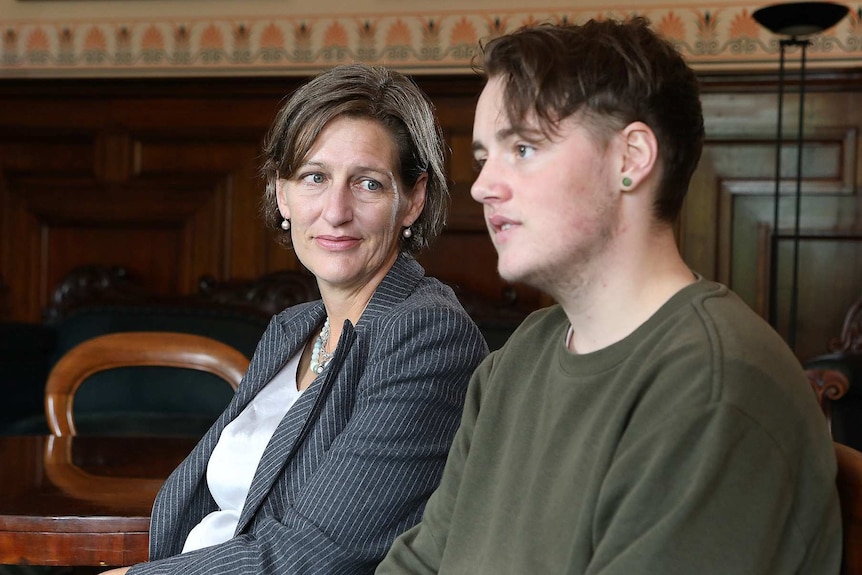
[0, 76, 538, 324]
[46, 227, 184, 297]
[1, 172, 231, 319]
[0, 74, 860, 363]
[683, 85, 862, 361]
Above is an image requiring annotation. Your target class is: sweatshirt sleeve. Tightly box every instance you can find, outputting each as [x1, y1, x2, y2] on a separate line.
[585, 403, 840, 575]
[375, 353, 492, 575]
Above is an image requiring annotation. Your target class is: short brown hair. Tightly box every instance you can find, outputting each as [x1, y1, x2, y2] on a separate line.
[476, 18, 704, 222]
[261, 64, 448, 255]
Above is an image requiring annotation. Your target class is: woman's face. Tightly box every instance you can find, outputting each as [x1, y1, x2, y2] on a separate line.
[276, 115, 426, 298]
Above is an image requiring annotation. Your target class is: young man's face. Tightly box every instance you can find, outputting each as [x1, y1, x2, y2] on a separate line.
[470, 76, 623, 293]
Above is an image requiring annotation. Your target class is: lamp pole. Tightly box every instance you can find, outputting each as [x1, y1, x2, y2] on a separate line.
[767, 41, 786, 331]
[754, 1, 849, 352]
[770, 38, 809, 351]
[788, 38, 809, 352]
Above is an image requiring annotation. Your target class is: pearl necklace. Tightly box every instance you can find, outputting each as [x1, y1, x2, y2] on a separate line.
[310, 317, 334, 375]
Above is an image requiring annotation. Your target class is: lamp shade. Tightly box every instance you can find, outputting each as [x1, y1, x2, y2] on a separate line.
[753, 1, 849, 36]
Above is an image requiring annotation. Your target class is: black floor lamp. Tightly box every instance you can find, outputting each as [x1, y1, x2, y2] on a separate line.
[753, 1, 849, 351]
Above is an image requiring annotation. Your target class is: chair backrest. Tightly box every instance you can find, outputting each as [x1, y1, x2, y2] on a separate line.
[45, 331, 249, 437]
[2, 265, 320, 435]
[828, 295, 862, 355]
[808, 368, 852, 435]
[807, 368, 862, 575]
[836, 442, 862, 575]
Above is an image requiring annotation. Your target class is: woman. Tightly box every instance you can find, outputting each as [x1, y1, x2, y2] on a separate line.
[107, 64, 488, 575]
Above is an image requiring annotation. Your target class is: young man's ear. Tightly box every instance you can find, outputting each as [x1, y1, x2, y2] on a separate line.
[619, 122, 658, 190]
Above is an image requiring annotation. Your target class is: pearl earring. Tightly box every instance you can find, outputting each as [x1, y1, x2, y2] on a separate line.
[281, 219, 290, 231]
[402, 226, 413, 239]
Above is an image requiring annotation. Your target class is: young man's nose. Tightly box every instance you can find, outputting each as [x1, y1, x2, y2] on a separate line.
[471, 160, 509, 204]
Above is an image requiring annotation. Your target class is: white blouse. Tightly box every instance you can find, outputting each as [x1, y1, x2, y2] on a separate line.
[182, 350, 304, 553]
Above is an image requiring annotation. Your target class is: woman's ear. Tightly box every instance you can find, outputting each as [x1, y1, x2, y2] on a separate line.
[402, 173, 428, 227]
[275, 176, 290, 220]
[619, 122, 658, 190]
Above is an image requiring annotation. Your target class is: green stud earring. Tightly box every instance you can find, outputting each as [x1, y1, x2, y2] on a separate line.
[622, 176, 632, 187]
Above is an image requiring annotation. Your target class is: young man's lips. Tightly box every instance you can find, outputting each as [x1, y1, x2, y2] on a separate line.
[487, 215, 518, 235]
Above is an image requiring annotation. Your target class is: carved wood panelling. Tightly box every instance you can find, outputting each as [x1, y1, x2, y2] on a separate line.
[683, 90, 862, 360]
[1, 173, 231, 320]
[0, 76, 542, 323]
[1, 75, 860, 361]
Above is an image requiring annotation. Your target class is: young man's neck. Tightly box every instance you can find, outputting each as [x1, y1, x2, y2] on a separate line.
[555, 227, 695, 355]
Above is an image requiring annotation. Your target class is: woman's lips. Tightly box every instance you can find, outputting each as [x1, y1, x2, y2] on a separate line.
[316, 235, 360, 251]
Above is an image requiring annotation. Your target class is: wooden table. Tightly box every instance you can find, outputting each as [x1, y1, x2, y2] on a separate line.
[0, 434, 196, 566]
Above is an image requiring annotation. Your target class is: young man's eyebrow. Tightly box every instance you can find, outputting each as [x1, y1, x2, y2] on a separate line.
[472, 125, 545, 154]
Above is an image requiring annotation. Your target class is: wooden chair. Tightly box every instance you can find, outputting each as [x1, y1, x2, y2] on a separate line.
[805, 294, 862, 451]
[809, 368, 852, 435]
[42, 434, 167, 507]
[826, 295, 862, 355]
[835, 442, 862, 575]
[45, 331, 249, 437]
[807, 368, 862, 575]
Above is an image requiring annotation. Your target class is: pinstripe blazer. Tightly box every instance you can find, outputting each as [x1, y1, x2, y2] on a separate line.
[127, 256, 488, 575]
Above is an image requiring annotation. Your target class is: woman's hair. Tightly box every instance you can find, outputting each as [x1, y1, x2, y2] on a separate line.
[475, 18, 705, 223]
[261, 63, 448, 256]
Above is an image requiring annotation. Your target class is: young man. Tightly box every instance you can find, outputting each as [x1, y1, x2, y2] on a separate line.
[377, 18, 841, 574]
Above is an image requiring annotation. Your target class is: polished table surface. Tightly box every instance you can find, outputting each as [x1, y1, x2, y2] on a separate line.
[0, 434, 197, 566]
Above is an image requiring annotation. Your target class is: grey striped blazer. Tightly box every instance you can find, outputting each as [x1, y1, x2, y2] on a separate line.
[127, 256, 488, 575]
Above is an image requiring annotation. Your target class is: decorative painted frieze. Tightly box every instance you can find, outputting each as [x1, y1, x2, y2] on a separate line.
[2, 4, 859, 77]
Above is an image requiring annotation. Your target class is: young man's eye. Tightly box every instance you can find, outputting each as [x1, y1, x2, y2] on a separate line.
[516, 144, 535, 158]
[472, 157, 487, 174]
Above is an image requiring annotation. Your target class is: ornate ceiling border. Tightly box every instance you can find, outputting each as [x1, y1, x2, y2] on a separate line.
[2, 4, 861, 77]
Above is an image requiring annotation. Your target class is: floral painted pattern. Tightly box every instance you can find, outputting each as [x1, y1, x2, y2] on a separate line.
[1, 3, 859, 77]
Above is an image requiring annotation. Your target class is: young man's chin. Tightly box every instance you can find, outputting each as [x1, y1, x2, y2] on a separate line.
[496, 262, 530, 287]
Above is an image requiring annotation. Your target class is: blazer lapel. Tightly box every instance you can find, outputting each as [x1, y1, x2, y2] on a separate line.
[233, 302, 325, 408]
[235, 322, 357, 532]
[354, 255, 424, 332]
[233, 255, 425, 534]
[162, 302, 325, 519]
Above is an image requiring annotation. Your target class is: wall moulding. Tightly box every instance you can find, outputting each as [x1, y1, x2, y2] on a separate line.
[2, 3, 861, 78]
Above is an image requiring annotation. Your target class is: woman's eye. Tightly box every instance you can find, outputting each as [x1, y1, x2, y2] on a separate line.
[359, 179, 382, 192]
[301, 173, 325, 184]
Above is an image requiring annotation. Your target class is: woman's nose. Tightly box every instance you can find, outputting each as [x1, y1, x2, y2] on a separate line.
[322, 183, 353, 225]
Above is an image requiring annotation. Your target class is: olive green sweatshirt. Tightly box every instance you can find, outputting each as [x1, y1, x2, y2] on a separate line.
[378, 280, 841, 574]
